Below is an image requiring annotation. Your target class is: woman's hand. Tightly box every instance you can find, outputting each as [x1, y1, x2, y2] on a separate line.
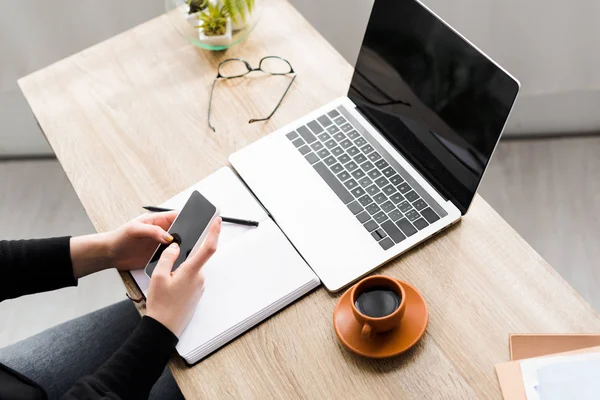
[146, 218, 221, 336]
[70, 211, 178, 279]
[106, 211, 178, 271]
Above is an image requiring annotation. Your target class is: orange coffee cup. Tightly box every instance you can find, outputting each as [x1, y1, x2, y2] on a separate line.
[350, 275, 406, 339]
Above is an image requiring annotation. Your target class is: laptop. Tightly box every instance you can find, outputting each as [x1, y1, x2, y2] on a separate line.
[230, 0, 520, 292]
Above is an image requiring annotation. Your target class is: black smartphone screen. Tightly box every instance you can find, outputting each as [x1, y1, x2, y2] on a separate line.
[145, 191, 217, 277]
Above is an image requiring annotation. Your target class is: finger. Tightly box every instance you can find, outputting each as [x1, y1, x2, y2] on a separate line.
[130, 222, 174, 244]
[138, 211, 179, 230]
[153, 243, 180, 279]
[180, 218, 222, 276]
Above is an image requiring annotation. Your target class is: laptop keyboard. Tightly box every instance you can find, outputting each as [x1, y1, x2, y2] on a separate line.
[286, 108, 441, 251]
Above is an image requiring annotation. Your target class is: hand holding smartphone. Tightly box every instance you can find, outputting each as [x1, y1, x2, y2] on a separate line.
[145, 191, 219, 278]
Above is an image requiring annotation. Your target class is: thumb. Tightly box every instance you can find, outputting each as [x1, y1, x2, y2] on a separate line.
[153, 243, 180, 279]
[132, 222, 174, 244]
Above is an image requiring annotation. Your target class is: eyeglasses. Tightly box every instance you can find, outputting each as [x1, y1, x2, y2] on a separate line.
[207, 56, 296, 132]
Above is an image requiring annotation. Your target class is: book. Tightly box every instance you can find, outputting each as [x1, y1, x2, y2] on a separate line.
[131, 167, 320, 364]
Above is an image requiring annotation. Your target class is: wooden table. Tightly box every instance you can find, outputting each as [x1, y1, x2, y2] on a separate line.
[18, 1, 600, 398]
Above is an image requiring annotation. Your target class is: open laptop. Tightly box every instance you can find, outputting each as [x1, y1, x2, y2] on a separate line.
[230, 0, 520, 292]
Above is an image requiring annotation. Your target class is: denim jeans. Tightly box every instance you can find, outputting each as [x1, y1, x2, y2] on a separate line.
[0, 300, 183, 400]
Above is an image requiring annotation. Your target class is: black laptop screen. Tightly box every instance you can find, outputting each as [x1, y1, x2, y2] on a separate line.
[348, 0, 519, 214]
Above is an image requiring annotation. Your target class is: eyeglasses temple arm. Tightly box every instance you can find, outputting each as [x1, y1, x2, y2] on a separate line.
[249, 74, 297, 124]
[207, 78, 218, 132]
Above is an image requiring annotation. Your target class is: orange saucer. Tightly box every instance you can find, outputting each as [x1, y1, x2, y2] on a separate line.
[333, 279, 428, 358]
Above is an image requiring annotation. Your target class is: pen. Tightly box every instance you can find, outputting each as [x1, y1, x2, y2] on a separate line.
[143, 206, 259, 227]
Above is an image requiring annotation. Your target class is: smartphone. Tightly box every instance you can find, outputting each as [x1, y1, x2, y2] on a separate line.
[145, 190, 219, 278]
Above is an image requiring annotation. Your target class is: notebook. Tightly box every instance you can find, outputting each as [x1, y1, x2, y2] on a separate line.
[131, 167, 321, 364]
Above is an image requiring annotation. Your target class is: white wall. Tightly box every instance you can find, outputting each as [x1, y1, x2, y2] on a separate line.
[2, 0, 599, 156]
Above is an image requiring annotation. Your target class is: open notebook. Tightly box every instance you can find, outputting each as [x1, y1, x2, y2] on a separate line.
[131, 167, 320, 364]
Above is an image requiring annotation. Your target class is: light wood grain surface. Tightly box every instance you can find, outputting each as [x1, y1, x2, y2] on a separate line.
[18, 1, 600, 398]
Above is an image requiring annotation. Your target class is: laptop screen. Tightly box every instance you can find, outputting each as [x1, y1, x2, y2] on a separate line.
[348, 0, 519, 214]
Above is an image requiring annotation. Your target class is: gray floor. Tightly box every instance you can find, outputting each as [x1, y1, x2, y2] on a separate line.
[1, 136, 599, 348]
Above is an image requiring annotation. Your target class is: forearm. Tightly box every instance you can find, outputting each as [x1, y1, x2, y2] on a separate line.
[70, 233, 113, 279]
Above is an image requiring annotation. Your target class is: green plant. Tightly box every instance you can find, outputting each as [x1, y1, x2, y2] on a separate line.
[222, 0, 255, 25]
[187, 0, 207, 14]
[195, 2, 229, 36]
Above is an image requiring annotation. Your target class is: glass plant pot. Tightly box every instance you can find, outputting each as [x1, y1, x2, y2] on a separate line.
[164, 0, 261, 51]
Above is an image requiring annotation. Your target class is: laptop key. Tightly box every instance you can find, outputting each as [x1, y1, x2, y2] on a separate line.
[361, 161, 375, 171]
[381, 220, 407, 244]
[347, 146, 360, 157]
[405, 191, 419, 202]
[366, 203, 381, 215]
[287, 131, 299, 140]
[308, 120, 324, 134]
[421, 207, 440, 224]
[381, 201, 395, 213]
[323, 156, 336, 166]
[375, 159, 389, 169]
[405, 209, 420, 222]
[317, 148, 330, 159]
[358, 176, 373, 188]
[313, 162, 353, 204]
[354, 154, 368, 164]
[382, 184, 396, 196]
[333, 116, 346, 125]
[389, 209, 403, 221]
[356, 211, 370, 223]
[378, 237, 395, 250]
[297, 126, 317, 144]
[390, 193, 404, 204]
[340, 139, 353, 149]
[327, 125, 340, 134]
[389, 174, 404, 186]
[398, 201, 412, 213]
[337, 170, 351, 181]
[382, 166, 395, 177]
[347, 201, 363, 215]
[344, 179, 358, 190]
[397, 218, 417, 237]
[351, 169, 365, 179]
[373, 211, 387, 224]
[333, 132, 346, 142]
[340, 123, 353, 133]
[305, 153, 319, 164]
[372, 231, 384, 241]
[361, 144, 374, 154]
[413, 199, 427, 211]
[311, 141, 324, 152]
[366, 185, 380, 196]
[292, 138, 304, 148]
[368, 169, 382, 179]
[338, 153, 351, 164]
[358, 195, 373, 206]
[368, 152, 382, 162]
[298, 145, 311, 155]
[354, 137, 367, 147]
[317, 115, 333, 127]
[351, 187, 366, 197]
[374, 176, 388, 187]
[398, 182, 412, 194]
[327, 109, 340, 118]
[363, 220, 378, 232]
[375, 228, 386, 239]
[348, 130, 360, 140]
[373, 193, 387, 204]
[318, 132, 331, 142]
[331, 164, 344, 174]
[324, 139, 337, 149]
[413, 218, 429, 230]
[331, 146, 344, 157]
[345, 161, 359, 172]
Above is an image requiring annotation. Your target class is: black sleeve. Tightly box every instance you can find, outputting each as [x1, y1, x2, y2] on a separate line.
[64, 316, 179, 400]
[0, 238, 77, 302]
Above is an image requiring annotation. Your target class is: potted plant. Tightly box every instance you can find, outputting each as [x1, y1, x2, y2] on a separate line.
[188, 0, 207, 14]
[195, 2, 232, 46]
[222, 0, 255, 31]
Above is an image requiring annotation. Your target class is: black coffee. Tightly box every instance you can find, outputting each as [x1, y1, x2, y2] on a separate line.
[354, 287, 401, 318]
